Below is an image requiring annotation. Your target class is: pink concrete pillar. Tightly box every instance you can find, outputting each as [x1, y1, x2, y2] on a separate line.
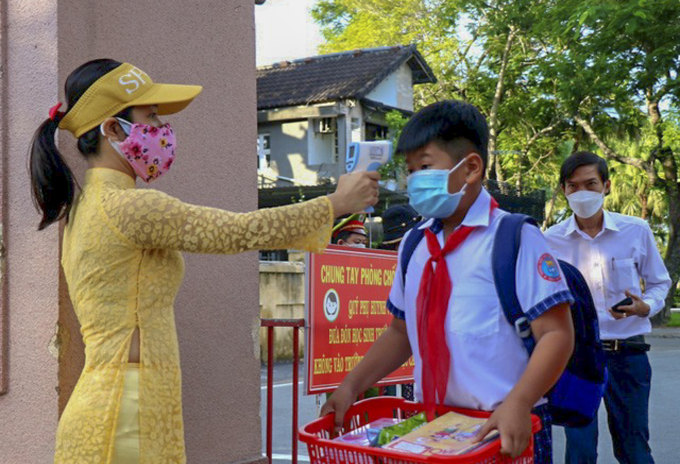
[1, 1, 263, 463]
[0, 1, 61, 462]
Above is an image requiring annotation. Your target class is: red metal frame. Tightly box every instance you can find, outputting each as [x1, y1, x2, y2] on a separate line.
[260, 319, 403, 464]
[261, 318, 305, 464]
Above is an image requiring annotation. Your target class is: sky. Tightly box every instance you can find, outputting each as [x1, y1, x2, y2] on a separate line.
[255, 0, 324, 67]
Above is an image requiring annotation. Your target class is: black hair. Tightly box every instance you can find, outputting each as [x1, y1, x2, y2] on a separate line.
[29, 58, 132, 230]
[333, 230, 353, 244]
[559, 151, 609, 187]
[396, 100, 489, 171]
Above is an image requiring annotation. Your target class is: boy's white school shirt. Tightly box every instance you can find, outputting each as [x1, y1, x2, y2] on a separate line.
[545, 211, 671, 341]
[387, 188, 573, 411]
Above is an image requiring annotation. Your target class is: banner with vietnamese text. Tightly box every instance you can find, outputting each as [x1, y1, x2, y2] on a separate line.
[305, 245, 414, 394]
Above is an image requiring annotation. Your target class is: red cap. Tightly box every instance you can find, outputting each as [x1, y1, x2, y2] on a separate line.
[332, 220, 367, 239]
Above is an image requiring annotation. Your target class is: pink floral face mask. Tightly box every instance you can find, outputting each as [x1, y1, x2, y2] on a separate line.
[101, 118, 176, 182]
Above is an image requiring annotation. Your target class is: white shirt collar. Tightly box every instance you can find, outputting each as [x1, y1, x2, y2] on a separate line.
[603, 210, 620, 232]
[563, 210, 619, 237]
[418, 218, 435, 230]
[461, 187, 493, 228]
[563, 215, 579, 236]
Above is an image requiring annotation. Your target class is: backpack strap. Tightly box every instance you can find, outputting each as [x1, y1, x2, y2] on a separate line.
[399, 219, 435, 287]
[492, 213, 539, 354]
[387, 219, 439, 319]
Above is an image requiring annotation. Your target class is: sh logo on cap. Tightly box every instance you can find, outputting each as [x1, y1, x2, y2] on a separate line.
[119, 67, 149, 94]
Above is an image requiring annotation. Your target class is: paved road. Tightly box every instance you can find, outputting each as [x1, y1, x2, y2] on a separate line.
[261, 331, 680, 464]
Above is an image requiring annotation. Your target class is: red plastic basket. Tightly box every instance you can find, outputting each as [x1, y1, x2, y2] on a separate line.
[299, 397, 542, 464]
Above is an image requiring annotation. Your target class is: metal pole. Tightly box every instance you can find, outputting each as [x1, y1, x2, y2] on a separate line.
[292, 326, 300, 464]
[266, 326, 274, 464]
[261, 319, 305, 463]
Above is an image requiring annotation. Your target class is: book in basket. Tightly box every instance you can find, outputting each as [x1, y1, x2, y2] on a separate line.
[382, 411, 499, 456]
[333, 418, 403, 447]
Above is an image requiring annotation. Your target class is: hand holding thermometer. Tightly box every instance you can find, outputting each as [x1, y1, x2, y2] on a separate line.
[345, 141, 392, 213]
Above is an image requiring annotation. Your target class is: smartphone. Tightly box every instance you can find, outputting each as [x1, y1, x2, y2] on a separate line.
[611, 297, 633, 313]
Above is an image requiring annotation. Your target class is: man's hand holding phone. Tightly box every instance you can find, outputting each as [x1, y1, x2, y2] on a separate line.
[609, 291, 651, 319]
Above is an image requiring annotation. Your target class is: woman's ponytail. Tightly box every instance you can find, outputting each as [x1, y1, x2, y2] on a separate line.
[29, 115, 76, 230]
[29, 58, 124, 230]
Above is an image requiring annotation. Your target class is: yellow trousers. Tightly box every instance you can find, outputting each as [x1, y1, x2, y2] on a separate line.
[112, 363, 140, 464]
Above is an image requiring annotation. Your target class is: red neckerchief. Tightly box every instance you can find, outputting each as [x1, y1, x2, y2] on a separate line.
[416, 197, 499, 420]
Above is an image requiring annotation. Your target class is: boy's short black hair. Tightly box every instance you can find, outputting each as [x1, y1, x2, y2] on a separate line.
[559, 151, 609, 187]
[332, 230, 353, 244]
[396, 100, 489, 170]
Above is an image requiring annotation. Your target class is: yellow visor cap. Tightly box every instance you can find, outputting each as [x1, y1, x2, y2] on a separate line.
[59, 63, 202, 137]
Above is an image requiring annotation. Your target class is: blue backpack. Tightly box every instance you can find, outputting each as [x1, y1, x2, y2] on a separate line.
[399, 213, 607, 427]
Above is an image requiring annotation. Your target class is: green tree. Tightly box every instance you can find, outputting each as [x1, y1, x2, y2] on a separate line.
[313, 0, 680, 321]
[312, 0, 564, 183]
[545, 0, 680, 323]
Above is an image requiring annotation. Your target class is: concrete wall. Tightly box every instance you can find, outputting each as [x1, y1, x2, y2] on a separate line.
[259, 261, 306, 361]
[260, 119, 316, 186]
[261, 117, 341, 186]
[0, 1, 263, 463]
[349, 103, 364, 142]
[307, 118, 336, 169]
[0, 1, 5, 398]
[0, 2, 61, 461]
[279, 120, 316, 185]
[366, 63, 414, 111]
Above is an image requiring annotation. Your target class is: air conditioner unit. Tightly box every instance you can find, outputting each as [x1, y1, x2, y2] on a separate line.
[314, 118, 335, 134]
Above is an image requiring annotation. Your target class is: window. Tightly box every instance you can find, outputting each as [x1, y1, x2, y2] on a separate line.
[259, 250, 289, 261]
[257, 133, 271, 170]
[333, 129, 339, 163]
[314, 118, 335, 134]
[365, 123, 388, 141]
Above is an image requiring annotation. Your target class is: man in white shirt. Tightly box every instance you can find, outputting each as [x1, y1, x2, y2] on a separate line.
[545, 151, 671, 464]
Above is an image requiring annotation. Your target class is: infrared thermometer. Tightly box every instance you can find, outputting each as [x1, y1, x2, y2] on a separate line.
[345, 141, 392, 213]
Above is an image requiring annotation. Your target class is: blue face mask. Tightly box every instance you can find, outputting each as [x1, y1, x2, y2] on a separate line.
[407, 158, 467, 219]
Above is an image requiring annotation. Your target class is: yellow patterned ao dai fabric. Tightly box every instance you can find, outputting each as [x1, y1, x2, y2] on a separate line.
[56, 168, 332, 463]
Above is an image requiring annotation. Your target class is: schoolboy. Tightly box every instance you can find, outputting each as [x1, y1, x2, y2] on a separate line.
[321, 100, 575, 463]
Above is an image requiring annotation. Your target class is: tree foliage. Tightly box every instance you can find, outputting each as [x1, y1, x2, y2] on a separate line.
[313, 0, 680, 322]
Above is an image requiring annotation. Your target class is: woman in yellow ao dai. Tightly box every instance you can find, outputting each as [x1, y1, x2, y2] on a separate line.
[29, 59, 379, 464]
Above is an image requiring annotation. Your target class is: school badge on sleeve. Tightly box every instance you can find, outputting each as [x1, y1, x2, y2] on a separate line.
[538, 253, 562, 282]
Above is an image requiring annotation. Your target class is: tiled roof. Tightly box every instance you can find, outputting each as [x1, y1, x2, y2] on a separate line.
[257, 45, 437, 110]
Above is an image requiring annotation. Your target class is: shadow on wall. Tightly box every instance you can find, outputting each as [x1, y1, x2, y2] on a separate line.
[261, 119, 339, 187]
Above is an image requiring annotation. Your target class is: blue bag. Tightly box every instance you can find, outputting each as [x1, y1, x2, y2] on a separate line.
[491, 213, 606, 427]
[398, 214, 606, 427]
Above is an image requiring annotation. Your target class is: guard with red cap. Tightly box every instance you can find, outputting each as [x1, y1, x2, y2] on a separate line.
[332, 218, 367, 247]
